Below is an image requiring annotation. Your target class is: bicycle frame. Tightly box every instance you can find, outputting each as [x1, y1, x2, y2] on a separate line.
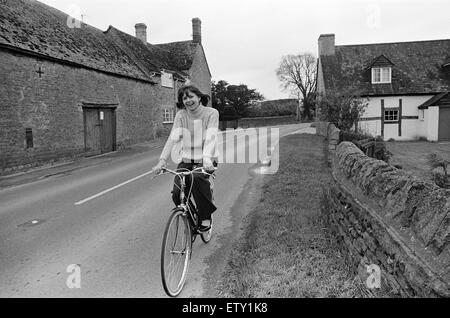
[176, 173, 199, 233]
[157, 165, 216, 297]
[158, 166, 215, 234]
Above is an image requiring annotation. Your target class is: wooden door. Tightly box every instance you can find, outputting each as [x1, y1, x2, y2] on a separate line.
[438, 108, 450, 141]
[99, 108, 115, 153]
[84, 108, 101, 155]
[84, 107, 116, 155]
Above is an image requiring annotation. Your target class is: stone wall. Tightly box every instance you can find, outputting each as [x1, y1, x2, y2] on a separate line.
[0, 49, 175, 173]
[321, 141, 450, 297]
[187, 45, 212, 107]
[220, 115, 298, 130]
[315, 121, 341, 165]
[315, 122, 340, 148]
[246, 99, 297, 117]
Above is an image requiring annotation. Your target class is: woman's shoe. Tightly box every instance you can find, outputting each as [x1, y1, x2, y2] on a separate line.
[198, 219, 211, 232]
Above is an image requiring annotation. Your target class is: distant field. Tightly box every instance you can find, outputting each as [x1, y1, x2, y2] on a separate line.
[387, 141, 450, 182]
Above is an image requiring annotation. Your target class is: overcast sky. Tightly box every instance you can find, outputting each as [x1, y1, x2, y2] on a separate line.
[39, 0, 450, 100]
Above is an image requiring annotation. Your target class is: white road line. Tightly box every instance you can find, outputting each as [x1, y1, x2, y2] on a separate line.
[74, 134, 238, 205]
[74, 170, 154, 206]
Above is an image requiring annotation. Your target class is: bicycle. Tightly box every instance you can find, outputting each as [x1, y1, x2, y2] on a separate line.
[153, 166, 217, 297]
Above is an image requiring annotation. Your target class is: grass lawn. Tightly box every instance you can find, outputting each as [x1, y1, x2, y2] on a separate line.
[387, 141, 450, 182]
[217, 134, 367, 298]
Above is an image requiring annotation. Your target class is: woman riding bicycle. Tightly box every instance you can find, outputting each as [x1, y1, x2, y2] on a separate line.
[152, 84, 219, 232]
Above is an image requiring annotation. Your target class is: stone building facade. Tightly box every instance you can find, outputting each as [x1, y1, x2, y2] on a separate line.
[0, 0, 211, 172]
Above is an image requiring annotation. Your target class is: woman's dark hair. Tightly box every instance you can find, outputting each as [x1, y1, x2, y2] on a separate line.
[176, 85, 210, 109]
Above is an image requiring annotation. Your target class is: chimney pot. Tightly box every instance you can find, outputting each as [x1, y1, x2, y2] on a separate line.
[318, 34, 335, 56]
[192, 18, 201, 44]
[135, 23, 147, 44]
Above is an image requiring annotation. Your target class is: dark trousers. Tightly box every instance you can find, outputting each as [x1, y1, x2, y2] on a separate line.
[171, 161, 218, 221]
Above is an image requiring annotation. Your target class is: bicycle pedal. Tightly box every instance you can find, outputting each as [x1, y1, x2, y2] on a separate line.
[198, 225, 211, 233]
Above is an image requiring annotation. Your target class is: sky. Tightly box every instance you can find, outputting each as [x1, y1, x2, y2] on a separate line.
[39, 0, 450, 100]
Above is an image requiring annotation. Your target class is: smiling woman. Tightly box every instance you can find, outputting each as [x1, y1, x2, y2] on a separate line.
[152, 84, 219, 230]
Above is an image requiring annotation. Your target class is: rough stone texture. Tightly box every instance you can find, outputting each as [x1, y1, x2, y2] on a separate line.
[246, 99, 297, 117]
[0, 50, 167, 171]
[220, 116, 298, 130]
[320, 140, 450, 297]
[335, 142, 450, 256]
[0, 0, 212, 173]
[187, 44, 212, 105]
[315, 121, 341, 166]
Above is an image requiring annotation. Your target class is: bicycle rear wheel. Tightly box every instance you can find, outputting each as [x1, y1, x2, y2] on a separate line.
[161, 209, 192, 297]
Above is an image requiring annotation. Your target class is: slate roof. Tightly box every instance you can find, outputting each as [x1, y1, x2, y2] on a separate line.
[418, 92, 450, 109]
[366, 54, 394, 69]
[155, 41, 198, 71]
[0, 0, 149, 81]
[443, 57, 450, 67]
[104, 26, 191, 79]
[320, 39, 450, 96]
[0, 0, 199, 81]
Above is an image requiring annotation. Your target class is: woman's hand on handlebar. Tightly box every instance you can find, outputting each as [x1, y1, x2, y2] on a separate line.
[152, 158, 166, 175]
[202, 158, 215, 173]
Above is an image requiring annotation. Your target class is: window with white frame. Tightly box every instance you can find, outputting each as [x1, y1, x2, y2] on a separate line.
[384, 109, 399, 122]
[372, 67, 391, 84]
[161, 71, 174, 88]
[162, 108, 175, 123]
[419, 109, 425, 121]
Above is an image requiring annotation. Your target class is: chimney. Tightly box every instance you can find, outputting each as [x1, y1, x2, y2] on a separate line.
[192, 18, 201, 44]
[318, 34, 335, 56]
[135, 23, 147, 44]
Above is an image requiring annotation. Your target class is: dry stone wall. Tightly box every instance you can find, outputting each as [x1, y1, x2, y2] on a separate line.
[220, 115, 298, 130]
[318, 122, 450, 297]
[315, 121, 341, 165]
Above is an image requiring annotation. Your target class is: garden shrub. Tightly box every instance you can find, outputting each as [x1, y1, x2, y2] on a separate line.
[339, 130, 391, 163]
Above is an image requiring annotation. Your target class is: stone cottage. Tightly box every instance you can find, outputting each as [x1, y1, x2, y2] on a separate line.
[317, 34, 450, 141]
[0, 0, 211, 172]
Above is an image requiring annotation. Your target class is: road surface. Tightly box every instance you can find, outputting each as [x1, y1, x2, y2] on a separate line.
[0, 123, 312, 297]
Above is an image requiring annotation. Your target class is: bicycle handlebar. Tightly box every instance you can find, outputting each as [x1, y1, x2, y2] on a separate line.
[152, 166, 217, 179]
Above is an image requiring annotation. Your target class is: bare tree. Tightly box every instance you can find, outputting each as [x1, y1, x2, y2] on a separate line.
[276, 53, 317, 120]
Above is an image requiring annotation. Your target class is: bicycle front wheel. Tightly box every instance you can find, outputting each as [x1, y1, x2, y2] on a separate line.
[161, 209, 192, 297]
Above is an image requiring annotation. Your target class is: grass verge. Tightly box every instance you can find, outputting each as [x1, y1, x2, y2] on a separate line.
[387, 140, 450, 182]
[217, 134, 367, 298]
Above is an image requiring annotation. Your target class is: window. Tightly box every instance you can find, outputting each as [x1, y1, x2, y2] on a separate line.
[372, 67, 391, 84]
[384, 109, 399, 122]
[161, 71, 174, 88]
[25, 128, 33, 148]
[419, 109, 425, 121]
[162, 108, 175, 123]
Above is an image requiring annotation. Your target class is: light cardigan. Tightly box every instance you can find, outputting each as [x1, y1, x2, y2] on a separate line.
[159, 105, 219, 164]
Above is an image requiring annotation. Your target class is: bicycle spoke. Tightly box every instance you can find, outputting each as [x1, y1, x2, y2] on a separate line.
[167, 220, 183, 284]
[161, 212, 191, 296]
[160, 168, 216, 296]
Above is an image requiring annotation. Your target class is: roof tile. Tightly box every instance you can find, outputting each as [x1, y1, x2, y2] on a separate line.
[0, 0, 150, 80]
[0, 0, 198, 81]
[321, 39, 450, 95]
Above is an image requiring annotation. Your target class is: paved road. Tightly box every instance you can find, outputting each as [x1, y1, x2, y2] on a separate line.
[0, 123, 312, 297]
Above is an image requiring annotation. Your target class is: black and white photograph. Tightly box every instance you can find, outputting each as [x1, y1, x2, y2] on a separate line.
[0, 0, 449, 302]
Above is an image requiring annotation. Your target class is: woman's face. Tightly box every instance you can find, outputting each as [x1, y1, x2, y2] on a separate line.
[182, 90, 201, 112]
